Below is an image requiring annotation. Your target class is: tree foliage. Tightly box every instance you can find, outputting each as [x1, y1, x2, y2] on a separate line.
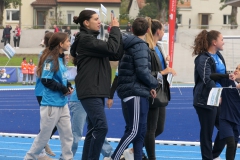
[138, 2, 158, 19]
[140, 0, 183, 22]
[219, 0, 238, 29]
[0, 0, 21, 26]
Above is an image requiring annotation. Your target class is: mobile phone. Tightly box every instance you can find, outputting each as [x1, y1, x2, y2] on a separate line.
[111, 10, 115, 18]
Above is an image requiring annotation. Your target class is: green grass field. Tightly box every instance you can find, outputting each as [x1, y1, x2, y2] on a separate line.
[0, 54, 39, 66]
[0, 54, 117, 86]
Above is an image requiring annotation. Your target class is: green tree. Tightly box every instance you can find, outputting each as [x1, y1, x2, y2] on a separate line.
[0, 0, 21, 26]
[138, 2, 158, 19]
[140, 0, 183, 22]
[220, 0, 238, 29]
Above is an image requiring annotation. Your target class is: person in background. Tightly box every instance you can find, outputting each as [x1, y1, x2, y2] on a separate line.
[24, 32, 73, 160]
[72, 9, 122, 160]
[3, 24, 12, 46]
[107, 23, 112, 33]
[13, 24, 21, 48]
[53, 25, 59, 33]
[175, 21, 178, 42]
[210, 65, 240, 160]
[144, 17, 176, 160]
[21, 57, 28, 85]
[28, 59, 35, 85]
[70, 32, 78, 46]
[126, 22, 132, 34]
[40, 30, 50, 47]
[164, 22, 169, 33]
[192, 30, 227, 160]
[64, 26, 71, 38]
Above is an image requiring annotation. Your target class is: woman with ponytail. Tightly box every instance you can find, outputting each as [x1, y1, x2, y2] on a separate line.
[192, 30, 227, 160]
[144, 17, 176, 160]
[72, 10, 123, 160]
[25, 32, 73, 160]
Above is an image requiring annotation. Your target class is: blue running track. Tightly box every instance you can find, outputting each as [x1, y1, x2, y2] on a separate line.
[0, 86, 239, 159]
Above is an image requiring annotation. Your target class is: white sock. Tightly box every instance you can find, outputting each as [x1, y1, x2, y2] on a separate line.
[38, 149, 46, 157]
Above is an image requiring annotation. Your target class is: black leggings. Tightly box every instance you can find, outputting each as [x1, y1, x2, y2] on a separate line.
[225, 137, 238, 160]
[144, 107, 166, 160]
[36, 96, 57, 139]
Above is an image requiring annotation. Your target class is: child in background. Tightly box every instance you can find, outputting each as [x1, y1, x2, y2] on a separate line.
[28, 59, 35, 85]
[21, 57, 28, 85]
[210, 64, 240, 160]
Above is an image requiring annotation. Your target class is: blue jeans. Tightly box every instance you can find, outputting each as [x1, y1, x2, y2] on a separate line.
[69, 101, 113, 157]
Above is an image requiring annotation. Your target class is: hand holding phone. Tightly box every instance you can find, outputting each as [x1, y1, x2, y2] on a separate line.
[111, 10, 119, 27]
[111, 10, 115, 18]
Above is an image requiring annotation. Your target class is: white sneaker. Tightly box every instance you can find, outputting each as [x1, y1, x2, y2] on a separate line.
[213, 157, 221, 160]
[16, 47, 19, 49]
[123, 148, 134, 160]
[103, 157, 112, 160]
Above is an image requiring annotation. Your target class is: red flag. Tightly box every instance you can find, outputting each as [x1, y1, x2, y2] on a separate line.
[168, 0, 177, 68]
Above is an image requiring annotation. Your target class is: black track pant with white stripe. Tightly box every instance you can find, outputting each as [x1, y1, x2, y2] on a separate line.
[111, 96, 149, 160]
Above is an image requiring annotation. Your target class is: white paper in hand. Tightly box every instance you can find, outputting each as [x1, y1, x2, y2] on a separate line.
[207, 88, 223, 106]
[167, 73, 173, 86]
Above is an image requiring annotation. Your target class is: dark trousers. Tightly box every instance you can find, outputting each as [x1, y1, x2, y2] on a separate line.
[195, 106, 225, 160]
[4, 37, 10, 46]
[36, 96, 57, 139]
[145, 106, 166, 160]
[14, 36, 20, 47]
[225, 137, 238, 160]
[111, 97, 149, 160]
[81, 97, 108, 160]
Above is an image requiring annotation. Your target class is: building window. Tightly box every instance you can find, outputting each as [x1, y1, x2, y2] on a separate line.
[6, 10, 20, 21]
[223, 15, 231, 24]
[177, 14, 182, 24]
[49, 11, 54, 17]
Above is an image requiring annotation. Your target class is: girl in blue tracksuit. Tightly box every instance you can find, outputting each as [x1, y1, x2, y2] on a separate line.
[192, 30, 227, 160]
[25, 32, 73, 160]
[210, 64, 240, 160]
[35, 32, 57, 157]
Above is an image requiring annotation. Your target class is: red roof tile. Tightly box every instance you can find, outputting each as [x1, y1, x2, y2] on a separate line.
[32, 0, 57, 6]
[57, 0, 121, 3]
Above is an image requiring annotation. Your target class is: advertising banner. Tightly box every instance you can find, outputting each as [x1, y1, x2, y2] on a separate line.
[168, 0, 177, 68]
[0, 67, 18, 83]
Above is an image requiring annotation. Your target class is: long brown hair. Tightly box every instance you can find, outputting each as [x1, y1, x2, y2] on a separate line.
[145, 17, 163, 50]
[192, 30, 221, 56]
[37, 32, 68, 77]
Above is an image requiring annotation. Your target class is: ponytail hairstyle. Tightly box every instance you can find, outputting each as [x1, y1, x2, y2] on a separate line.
[192, 30, 221, 56]
[37, 32, 68, 77]
[145, 17, 163, 50]
[73, 10, 96, 28]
